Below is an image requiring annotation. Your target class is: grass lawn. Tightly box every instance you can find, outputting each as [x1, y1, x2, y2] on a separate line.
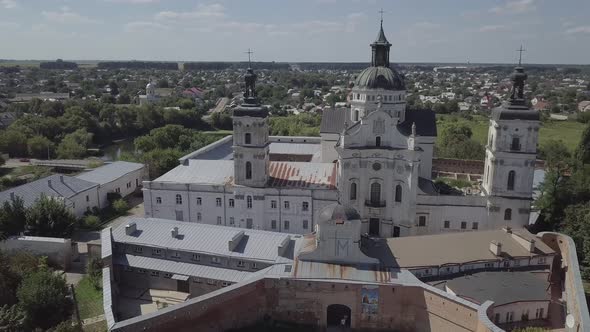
[436, 114, 586, 153]
[74, 276, 104, 320]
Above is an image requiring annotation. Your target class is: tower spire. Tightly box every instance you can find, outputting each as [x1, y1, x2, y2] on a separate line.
[245, 48, 253, 68]
[371, 10, 391, 67]
[379, 8, 384, 27]
[517, 45, 526, 66]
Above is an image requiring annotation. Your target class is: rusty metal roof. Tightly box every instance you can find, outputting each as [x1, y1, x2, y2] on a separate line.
[268, 162, 337, 190]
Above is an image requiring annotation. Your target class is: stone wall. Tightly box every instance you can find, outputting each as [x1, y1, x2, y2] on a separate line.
[0, 235, 72, 269]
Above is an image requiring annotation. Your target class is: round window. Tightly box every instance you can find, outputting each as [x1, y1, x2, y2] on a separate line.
[372, 163, 382, 171]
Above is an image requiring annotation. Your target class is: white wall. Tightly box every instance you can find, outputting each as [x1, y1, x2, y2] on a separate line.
[0, 236, 72, 269]
[97, 167, 145, 208]
[492, 301, 549, 324]
[71, 186, 100, 217]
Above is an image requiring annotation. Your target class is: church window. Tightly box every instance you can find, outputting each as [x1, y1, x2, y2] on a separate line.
[507, 171, 516, 190]
[229, 199, 234, 207]
[375, 136, 381, 147]
[472, 222, 479, 230]
[175, 194, 182, 205]
[354, 109, 360, 122]
[302, 202, 309, 211]
[511, 137, 520, 151]
[418, 216, 426, 227]
[196, 197, 202, 205]
[245, 162, 252, 180]
[271, 200, 277, 209]
[284, 220, 290, 230]
[395, 185, 402, 202]
[216, 198, 222, 206]
[197, 213, 202, 221]
[156, 197, 162, 204]
[217, 216, 222, 225]
[229, 217, 235, 225]
[245, 133, 251, 144]
[444, 220, 450, 228]
[504, 208, 512, 220]
[271, 220, 277, 229]
[284, 201, 290, 209]
[370, 182, 381, 205]
[350, 182, 357, 200]
[372, 163, 381, 171]
[303, 220, 309, 229]
[175, 210, 183, 221]
[246, 219, 253, 229]
[247, 196, 253, 209]
[461, 221, 467, 229]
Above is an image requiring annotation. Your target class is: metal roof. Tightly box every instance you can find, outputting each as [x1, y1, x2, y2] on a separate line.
[268, 162, 337, 189]
[444, 271, 551, 305]
[386, 228, 555, 268]
[320, 108, 347, 134]
[76, 161, 144, 185]
[398, 109, 437, 137]
[111, 217, 303, 264]
[113, 254, 252, 283]
[0, 174, 97, 209]
[154, 159, 234, 185]
[269, 142, 321, 156]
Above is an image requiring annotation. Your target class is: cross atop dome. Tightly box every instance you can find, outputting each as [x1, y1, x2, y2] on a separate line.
[370, 10, 391, 67]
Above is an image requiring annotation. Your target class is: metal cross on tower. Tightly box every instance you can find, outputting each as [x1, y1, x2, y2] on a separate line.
[245, 48, 254, 67]
[517, 45, 526, 66]
[378, 8, 385, 25]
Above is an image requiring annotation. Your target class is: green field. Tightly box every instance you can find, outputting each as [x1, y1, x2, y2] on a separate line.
[74, 276, 104, 320]
[436, 114, 586, 153]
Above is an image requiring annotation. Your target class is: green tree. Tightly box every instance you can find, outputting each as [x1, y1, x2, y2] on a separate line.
[576, 124, 590, 165]
[562, 202, 590, 278]
[17, 268, 71, 330]
[0, 196, 26, 239]
[113, 199, 128, 215]
[27, 135, 55, 159]
[25, 195, 77, 237]
[141, 149, 183, 178]
[436, 123, 485, 160]
[0, 304, 27, 331]
[108, 81, 119, 96]
[0, 130, 28, 157]
[0, 252, 19, 306]
[86, 257, 103, 289]
[56, 129, 92, 159]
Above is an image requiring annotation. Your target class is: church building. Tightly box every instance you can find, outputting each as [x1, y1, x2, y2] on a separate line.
[142, 21, 539, 238]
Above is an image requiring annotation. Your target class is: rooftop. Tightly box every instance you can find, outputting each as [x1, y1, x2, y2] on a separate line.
[444, 271, 551, 305]
[111, 217, 305, 264]
[385, 228, 554, 268]
[0, 174, 97, 208]
[76, 161, 144, 185]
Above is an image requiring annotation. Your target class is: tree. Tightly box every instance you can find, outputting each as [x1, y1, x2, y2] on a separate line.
[0, 252, 19, 306]
[25, 195, 77, 237]
[113, 199, 128, 215]
[108, 81, 119, 96]
[86, 257, 103, 289]
[56, 129, 92, 159]
[0, 196, 26, 239]
[436, 123, 485, 160]
[27, 135, 55, 159]
[576, 124, 590, 165]
[0, 130, 28, 157]
[17, 268, 71, 330]
[0, 304, 27, 331]
[562, 202, 590, 278]
[141, 149, 183, 178]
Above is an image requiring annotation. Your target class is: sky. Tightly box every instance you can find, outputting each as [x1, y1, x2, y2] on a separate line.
[1, 0, 590, 64]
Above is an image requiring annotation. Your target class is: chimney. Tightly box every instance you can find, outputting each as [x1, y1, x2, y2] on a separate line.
[171, 227, 179, 238]
[278, 235, 291, 257]
[511, 231, 536, 253]
[47, 179, 52, 188]
[60, 175, 64, 183]
[502, 226, 512, 234]
[228, 231, 245, 251]
[125, 222, 137, 235]
[489, 241, 502, 256]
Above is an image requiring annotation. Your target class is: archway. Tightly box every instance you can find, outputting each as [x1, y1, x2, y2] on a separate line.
[327, 304, 351, 327]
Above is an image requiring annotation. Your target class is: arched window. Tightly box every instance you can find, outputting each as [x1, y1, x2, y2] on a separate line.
[511, 137, 520, 151]
[504, 208, 512, 221]
[245, 133, 251, 145]
[354, 109, 360, 122]
[370, 182, 381, 204]
[245, 162, 252, 180]
[395, 184, 402, 202]
[175, 194, 182, 205]
[350, 182, 357, 200]
[507, 170, 516, 191]
[247, 196, 252, 209]
[375, 136, 381, 147]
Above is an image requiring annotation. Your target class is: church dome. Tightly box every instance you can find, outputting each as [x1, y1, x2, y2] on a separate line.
[354, 66, 405, 91]
[146, 82, 155, 90]
[319, 203, 360, 223]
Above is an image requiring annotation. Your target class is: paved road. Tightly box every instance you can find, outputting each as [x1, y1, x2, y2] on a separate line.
[2, 159, 31, 168]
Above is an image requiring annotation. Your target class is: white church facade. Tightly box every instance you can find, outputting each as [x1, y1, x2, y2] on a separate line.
[142, 23, 540, 238]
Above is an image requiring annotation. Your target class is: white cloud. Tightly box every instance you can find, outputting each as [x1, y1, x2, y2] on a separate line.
[106, 0, 159, 3]
[0, 21, 19, 29]
[490, 0, 536, 15]
[1, 0, 17, 9]
[125, 21, 168, 32]
[479, 25, 510, 32]
[155, 3, 225, 21]
[42, 7, 101, 24]
[566, 26, 590, 35]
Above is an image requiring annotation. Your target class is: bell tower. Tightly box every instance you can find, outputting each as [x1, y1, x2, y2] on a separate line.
[232, 51, 269, 188]
[483, 54, 539, 228]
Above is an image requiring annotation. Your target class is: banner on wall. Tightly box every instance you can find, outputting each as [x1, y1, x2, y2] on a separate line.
[361, 285, 379, 315]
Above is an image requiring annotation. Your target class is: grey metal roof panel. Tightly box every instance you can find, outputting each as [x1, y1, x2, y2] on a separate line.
[113, 254, 251, 283]
[101, 228, 113, 260]
[398, 109, 437, 137]
[0, 174, 97, 208]
[76, 161, 144, 185]
[111, 217, 302, 264]
[153, 159, 235, 184]
[445, 271, 551, 305]
[320, 108, 346, 134]
[269, 142, 321, 156]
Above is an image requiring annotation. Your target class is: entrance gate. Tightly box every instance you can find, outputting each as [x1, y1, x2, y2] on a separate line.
[327, 304, 351, 327]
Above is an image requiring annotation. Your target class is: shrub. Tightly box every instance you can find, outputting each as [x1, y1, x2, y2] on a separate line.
[112, 199, 128, 215]
[86, 257, 103, 290]
[82, 215, 101, 229]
